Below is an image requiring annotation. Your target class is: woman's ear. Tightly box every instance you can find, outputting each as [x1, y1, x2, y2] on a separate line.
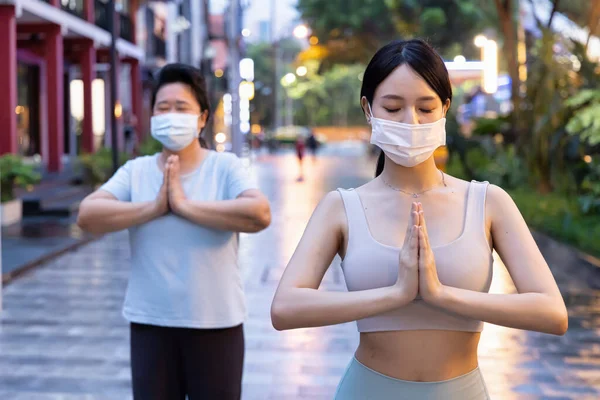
[443, 99, 451, 117]
[361, 96, 372, 123]
[197, 110, 209, 131]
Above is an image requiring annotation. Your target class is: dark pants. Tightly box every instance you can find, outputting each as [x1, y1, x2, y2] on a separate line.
[130, 323, 245, 400]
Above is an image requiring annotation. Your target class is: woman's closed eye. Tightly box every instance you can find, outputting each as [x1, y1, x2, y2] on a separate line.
[384, 108, 401, 113]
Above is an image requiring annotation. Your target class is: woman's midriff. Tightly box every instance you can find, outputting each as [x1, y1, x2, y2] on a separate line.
[355, 330, 480, 382]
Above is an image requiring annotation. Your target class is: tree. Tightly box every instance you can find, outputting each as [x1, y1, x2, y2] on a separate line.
[246, 39, 302, 129]
[297, 0, 491, 67]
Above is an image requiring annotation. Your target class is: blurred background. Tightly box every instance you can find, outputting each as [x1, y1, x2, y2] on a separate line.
[1, 0, 599, 399]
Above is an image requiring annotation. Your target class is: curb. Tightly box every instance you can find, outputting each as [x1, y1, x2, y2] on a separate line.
[2, 235, 101, 285]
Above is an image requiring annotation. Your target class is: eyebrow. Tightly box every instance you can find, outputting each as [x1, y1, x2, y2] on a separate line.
[156, 100, 193, 106]
[381, 95, 437, 101]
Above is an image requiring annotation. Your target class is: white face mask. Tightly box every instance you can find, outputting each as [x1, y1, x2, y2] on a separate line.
[151, 113, 200, 151]
[367, 104, 446, 167]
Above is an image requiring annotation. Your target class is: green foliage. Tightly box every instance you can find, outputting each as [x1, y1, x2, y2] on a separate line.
[138, 137, 163, 156]
[279, 62, 365, 127]
[78, 148, 128, 187]
[297, 0, 492, 67]
[566, 89, 600, 146]
[247, 41, 303, 128]
[0, 154, 41, 203]
[472, 116, 510, 136]
[447, 152, 600, 257]
[509, 188, 600, 258]
[578, 160, 600, 215]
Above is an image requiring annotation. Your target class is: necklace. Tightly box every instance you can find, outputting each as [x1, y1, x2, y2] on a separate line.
[381, 170, 447, 198]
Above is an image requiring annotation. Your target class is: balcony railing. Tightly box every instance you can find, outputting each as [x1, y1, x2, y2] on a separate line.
[60, 0, 85, 19]
[95, 0, 134, 42]
[119, 13, 133, 42]
[94, 0, 109, 30]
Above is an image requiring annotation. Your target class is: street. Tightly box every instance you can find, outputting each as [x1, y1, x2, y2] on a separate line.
[0, 144, 599, 399]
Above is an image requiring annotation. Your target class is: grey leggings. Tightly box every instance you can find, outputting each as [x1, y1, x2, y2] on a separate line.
[334, 357, 490, 400]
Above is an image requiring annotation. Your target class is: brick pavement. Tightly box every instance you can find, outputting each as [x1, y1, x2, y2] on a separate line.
[0, 144, 599, 399]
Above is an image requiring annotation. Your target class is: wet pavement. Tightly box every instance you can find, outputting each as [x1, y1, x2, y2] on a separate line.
[0, 143, 599, 399]
[2, 216, 96, 280]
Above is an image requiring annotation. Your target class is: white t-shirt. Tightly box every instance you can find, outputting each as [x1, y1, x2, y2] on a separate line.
[100, 151, 257, 329]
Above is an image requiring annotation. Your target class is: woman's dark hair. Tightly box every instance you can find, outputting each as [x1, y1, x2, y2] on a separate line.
[360, 39, 452, 176]
[151, 63, 211, 148]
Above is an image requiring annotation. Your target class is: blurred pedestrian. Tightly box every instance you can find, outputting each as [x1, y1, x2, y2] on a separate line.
[306, 129, 319, 161]
[123, 111, 138, 155]
[295, 134, 306, 181]
[77, 63, 271, 400]
[271, 39, 567, 400]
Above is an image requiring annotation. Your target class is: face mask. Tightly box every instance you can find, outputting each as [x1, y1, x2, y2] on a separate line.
[151, 113, 199, 151]
[367, 104, 446, 167]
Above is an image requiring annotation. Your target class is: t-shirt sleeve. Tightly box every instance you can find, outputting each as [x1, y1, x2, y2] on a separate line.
[226, 154, 258, 200]
[99, 160, 133, 202]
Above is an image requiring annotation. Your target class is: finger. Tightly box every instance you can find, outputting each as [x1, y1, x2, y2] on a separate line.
[402, 203, 416, 247]
[418, 228, 426, 267]
[410, 225, 419, 254]
[419, 208, 430, 247]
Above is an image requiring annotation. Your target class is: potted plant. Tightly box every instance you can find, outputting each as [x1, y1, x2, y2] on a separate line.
[0, 154, 41, 226]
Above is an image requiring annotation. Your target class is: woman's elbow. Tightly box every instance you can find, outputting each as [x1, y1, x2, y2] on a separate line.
[550, 309, 569, 336]
[270, 299, 294, 331]
[249, 201, 271, 232]
[76, 205, 92, 232]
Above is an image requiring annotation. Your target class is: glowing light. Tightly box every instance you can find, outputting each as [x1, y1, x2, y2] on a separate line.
[215, 132, 227, 144]
[240, 58, 254, 81]
[482, 40, 498, 94]
[240, 121, 250, 134]
[309, 36, 319, 45]
[15, 105, 24, 115]
[282, 73, 296, 87]
[114, 102, 123, 118]
[454, 55, 466, 64]
[293, 24, 309, 39]
[215, 69, 224, 78]
[251, 124, 261, 134]
[474, 35, 488, 48]
[241, 28, 251, 37]
[584, 155, 592, 163]
[296, 66, 308, 77]
[239, 81, 255, 100]
[216, 144, 225, 152]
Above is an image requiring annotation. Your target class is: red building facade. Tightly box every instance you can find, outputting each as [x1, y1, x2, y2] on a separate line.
[0, 0, 145, 172]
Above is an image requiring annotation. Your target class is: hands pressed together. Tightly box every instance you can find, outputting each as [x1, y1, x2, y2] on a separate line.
[154, 155, 187, 216]
[394, 202, 445, 305]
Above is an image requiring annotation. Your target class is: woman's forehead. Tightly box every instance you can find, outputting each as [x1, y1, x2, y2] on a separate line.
[375, 64, 439, 101]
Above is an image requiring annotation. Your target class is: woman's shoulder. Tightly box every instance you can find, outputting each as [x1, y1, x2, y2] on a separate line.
[209, 150, 241, 167]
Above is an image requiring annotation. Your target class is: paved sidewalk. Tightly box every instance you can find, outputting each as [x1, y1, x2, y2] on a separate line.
[0, 144, 599, 399]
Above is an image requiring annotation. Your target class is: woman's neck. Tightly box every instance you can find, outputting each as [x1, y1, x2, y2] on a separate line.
[379, 156, 443, 193]
[161, 142, 208, 174]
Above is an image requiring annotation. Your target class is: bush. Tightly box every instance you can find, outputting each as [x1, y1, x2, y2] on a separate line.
[78, 148, 128, 187]
[578, 160, 600, 215]
[0, 154, 41, 202]
[138, 137, 163, 156]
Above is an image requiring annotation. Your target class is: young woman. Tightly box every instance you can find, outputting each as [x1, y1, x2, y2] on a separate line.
[77, 63, 271, 400]
[270, 39, 567, 399]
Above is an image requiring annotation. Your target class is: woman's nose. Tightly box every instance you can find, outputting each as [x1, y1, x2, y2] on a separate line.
[401, 108, 419, 125]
